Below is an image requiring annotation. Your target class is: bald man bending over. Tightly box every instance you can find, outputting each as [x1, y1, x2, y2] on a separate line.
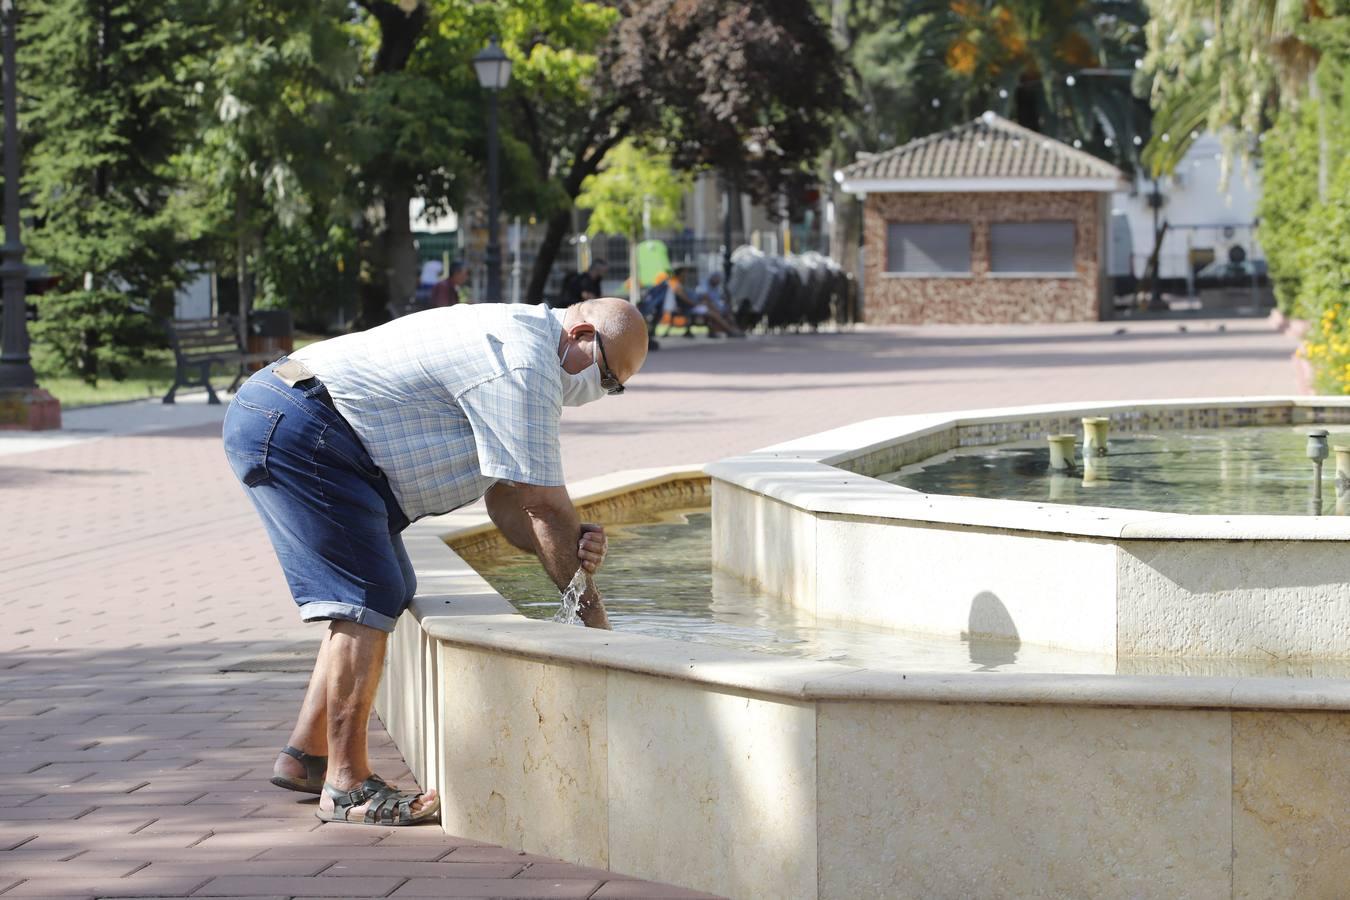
[222, 298, 647, 827]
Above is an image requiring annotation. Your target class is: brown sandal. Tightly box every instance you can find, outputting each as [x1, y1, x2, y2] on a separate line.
[270, 745, 327, 795]
[316, 774, 440, 826]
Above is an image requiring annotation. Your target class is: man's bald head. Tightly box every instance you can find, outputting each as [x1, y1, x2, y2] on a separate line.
[565, 297, 648, 383]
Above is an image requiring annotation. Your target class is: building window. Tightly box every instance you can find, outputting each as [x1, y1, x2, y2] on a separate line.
[885, 223, 971, 274]
[989, 221, 1076, 274]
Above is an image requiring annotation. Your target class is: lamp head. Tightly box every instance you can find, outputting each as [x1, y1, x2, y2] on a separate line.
[473, 38, 512, 90]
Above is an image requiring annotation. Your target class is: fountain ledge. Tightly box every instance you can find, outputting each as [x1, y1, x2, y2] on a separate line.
[377, 461, 1350, 898]
[706, 395, 1350, 542]
[706, 396, 1350, 659]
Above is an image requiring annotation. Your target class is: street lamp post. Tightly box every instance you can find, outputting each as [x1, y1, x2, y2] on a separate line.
[0, 0, 32, 390]
[0, 0, 58, 429]
[473, 38, 512, 303]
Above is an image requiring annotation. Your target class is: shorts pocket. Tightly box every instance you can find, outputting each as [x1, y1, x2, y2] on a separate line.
[318, 423, 384, 481]
[223, 397, 282, 487]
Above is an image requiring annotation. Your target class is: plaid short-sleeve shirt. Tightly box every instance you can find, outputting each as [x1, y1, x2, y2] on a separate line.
[292, 303, 564, 521]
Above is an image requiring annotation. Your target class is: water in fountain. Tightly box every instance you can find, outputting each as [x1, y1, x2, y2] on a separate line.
[884, 425, 1350, 516]
[551, 567, 590, 626]
[470, 508, 1350, 677]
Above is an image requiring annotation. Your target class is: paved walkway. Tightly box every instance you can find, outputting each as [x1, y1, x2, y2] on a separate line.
[0, 319, 1299, 898]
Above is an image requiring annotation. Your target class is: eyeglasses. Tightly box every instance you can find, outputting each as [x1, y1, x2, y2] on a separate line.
[592, 333, 625, 395]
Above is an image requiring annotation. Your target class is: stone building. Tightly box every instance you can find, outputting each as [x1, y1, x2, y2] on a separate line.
[837, 113, 1127, 325]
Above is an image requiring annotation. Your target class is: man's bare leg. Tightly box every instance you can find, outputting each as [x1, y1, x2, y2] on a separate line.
[315, 620, 437, 819]
[272, 635, 333, 784]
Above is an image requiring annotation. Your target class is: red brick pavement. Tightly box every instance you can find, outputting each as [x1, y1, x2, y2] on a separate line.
[0, 320, 1297, 899]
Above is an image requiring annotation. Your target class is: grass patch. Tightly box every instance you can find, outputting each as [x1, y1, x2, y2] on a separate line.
[33, 335, 324, 410]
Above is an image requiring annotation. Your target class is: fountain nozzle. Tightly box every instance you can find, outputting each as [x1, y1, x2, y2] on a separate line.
[1307, 429, 1330, 463]
[1047, 434, 1076, 472]
[1082, 417, 1110, 457]
[1308, 429, 1330, 516]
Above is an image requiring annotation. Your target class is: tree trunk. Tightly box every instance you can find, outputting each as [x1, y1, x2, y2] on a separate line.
[353, 215, 391, 331]
[628, 228, 641, 306]
[383, 189, 418, 311]
[521, 127, 629, 304]
[235, 191, 252, 349]
[353, 0, 428, 328]
[525, 209, 571, 303]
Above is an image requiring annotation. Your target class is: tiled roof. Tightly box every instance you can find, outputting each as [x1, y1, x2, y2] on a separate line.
[838, 112, 1123, 183]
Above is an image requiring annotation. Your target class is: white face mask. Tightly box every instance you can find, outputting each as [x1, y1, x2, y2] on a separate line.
[559, 343, 606, 407]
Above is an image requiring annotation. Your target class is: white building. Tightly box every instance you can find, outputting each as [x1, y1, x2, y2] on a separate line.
[1109, 132, 1264, 282]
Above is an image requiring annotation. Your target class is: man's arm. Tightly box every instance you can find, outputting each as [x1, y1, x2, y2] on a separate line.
[487, 481, 610, 629]
[484, 483, 536, 551]
[485, 483, 607, 570]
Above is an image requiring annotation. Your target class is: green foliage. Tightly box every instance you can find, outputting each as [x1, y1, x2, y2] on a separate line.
[845, 15, 950, 151]
[1137, 0, 1338, 175]
[173, 0, 359, 277]
[1269, 39, 1350, 390]
[29, 291, 166, 386]
[1256, 99, 1321, 315]
[1290, 155, 1350, 392]
[255, 217, 359, 332]
[840, 0, 1150, 175]
[576, 141, 691, 238]
[20, 0, 205, 306]
[604, 0, 852, 206]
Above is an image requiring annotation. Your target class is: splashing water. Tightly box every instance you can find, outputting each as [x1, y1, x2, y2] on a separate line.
[552, 567, 590, 626]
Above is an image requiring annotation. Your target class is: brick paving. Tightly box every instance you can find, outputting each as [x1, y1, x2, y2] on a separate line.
[0, 319, 1298, 899]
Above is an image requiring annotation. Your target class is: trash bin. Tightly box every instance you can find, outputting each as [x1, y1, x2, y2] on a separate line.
[246, 309, 294, 371]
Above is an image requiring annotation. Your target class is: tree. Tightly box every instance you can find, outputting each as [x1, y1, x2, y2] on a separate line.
[175, 0, 358, 342]
[19, 0, 205, 381]
[342, 0, 539, 324]
[21, 0, 203, 303]
[1256, 96, 1322, 314]
[1138, 0, 1327, 176]
[605, 0, 852, 213]
[472, 0, 637, 305]
[844, 0, 1152, 174]
[347, 0, 433, 327]
[575, 140, 691, 304]
[516, 0, 852, 302]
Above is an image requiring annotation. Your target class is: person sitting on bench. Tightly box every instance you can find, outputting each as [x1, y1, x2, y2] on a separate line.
[667, 267, 743, 338]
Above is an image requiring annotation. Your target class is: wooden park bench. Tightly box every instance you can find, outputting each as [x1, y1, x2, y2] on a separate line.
[162, 316, 276, 405]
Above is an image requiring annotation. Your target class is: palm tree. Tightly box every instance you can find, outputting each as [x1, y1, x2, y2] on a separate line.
[1138, 0, 1327, 178]
[873, 0, 1154, 173]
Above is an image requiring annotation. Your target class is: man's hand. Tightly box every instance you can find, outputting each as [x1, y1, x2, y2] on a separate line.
[578, 581, 611, 630]
[578, 524, 606, 574]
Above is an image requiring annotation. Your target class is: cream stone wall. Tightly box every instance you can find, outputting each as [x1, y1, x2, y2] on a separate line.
[862, 190, 1105, 324]
[814, 514, 1119, 654]
[816, 702, 1234, 899]
[1231, 711, 1350, 898]
[606, 672, 817, 898]
[372, 463, 1350, 898]
[383, 625, 1350, 899]
[436, 645, 610, 866]
[710, 481, 817, 605]
[1117, 540, 1350, 657]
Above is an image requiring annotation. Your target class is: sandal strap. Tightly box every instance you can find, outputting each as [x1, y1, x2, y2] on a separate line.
[280, 745, 328, 782]
[345, 781, 424, 825]
[322, 775, 389, 819]
[366, 790, 405, 825]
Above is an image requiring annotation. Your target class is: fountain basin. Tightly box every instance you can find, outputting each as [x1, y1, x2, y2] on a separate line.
[378, 463, 1350, 899]
[707, 397, 1350, 659]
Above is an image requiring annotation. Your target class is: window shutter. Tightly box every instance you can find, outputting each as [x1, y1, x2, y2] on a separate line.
[885, 223, 972, 274]
[989, 222, 1076, 274]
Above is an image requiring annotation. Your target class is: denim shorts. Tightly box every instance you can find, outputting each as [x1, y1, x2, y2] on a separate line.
[222, 364, 414, 633]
